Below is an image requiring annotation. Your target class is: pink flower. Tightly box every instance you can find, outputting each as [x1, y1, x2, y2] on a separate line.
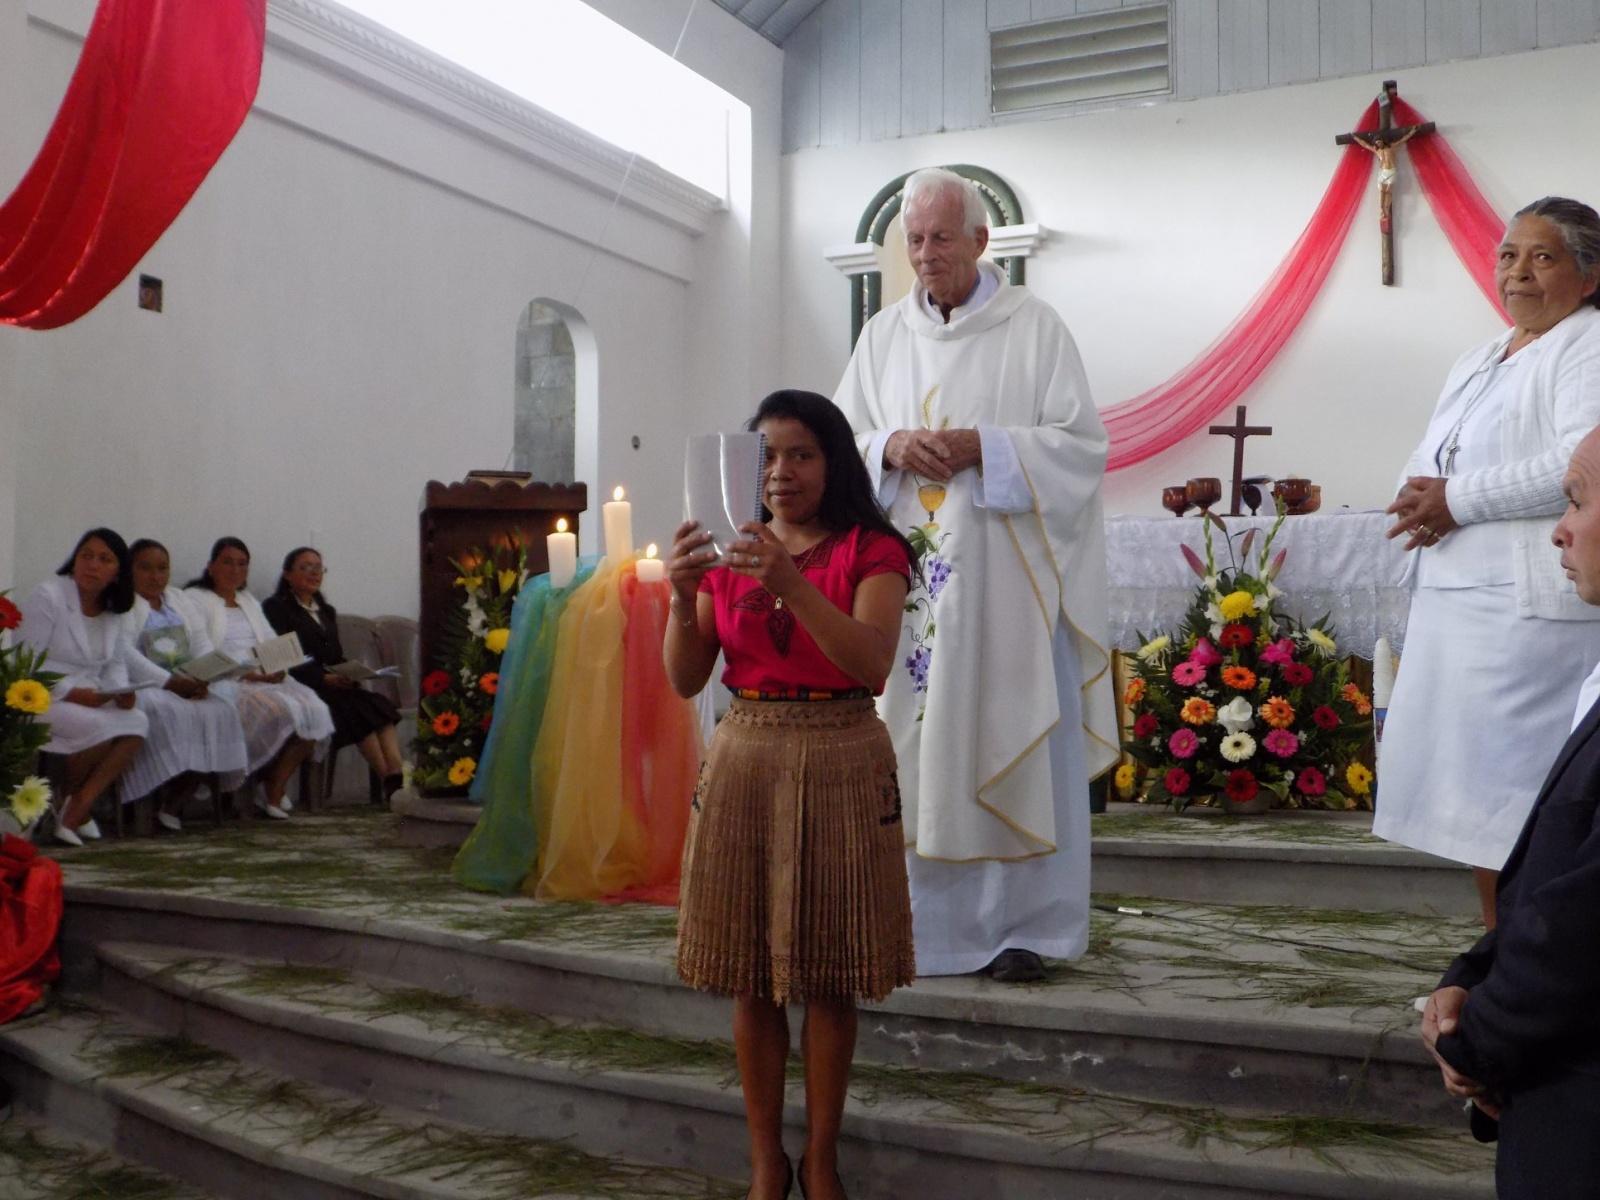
[1262, 729, 1300, 758]
[1259, 638, 1296, 667]
[1168, 728, 1199, 759]
[1164, 767, 1192, 796]
[1296, 766, 1327, 796]
[1188, 638, 1223, 668]
[1281, 662, 1314, 687]
[1171, 661, 1207, 687]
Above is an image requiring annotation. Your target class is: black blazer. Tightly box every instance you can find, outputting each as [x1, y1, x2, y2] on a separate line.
[1436, 695, 1600, 1197]
[261, 592, 342, 691]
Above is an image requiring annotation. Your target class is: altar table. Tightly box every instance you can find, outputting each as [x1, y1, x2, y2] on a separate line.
[1105, 511, 1413, 659]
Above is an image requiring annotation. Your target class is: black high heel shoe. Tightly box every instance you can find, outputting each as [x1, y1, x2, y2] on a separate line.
[747, 1154, 793, 1200]
[797, 1157, 844, 1200]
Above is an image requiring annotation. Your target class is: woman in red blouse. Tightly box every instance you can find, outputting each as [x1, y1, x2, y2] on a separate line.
[666, 390, 916, 1200]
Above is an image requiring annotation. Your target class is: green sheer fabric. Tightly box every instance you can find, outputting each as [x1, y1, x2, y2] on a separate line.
[452, 558, 599, 894]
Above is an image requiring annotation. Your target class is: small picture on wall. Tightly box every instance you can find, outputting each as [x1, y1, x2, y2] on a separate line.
[138, 274, 163, 313]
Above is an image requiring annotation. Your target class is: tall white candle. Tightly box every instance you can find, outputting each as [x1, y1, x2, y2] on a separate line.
[547, 517, 577, 589]
[1372, 636, 1396, 708]
[602, 485, 633, 564]
[635, 543, 665, 583]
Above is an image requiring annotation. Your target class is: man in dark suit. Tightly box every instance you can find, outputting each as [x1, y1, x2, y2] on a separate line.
[1423, 425, 1600, 1197]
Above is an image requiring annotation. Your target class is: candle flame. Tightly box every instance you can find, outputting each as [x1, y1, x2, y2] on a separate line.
[613, 485, 625, 502]
[645, 543, 658, 559]
[555, 517, 568, 533]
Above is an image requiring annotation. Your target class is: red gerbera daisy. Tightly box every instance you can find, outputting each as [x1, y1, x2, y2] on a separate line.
[1224, 769, 1258, 803]
[1164, 767, 1191, 796]
[1311, 706, 1340, 730]
[0, 595, 20, 631]
[1219, 623, 1253, 649]
[1132, 712, 1159, 739]
[1281, 662, 1314, 687]
[422, 669, 451, 698]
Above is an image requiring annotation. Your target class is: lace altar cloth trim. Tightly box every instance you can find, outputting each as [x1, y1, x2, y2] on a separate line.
[1106, 511, 1411, 659]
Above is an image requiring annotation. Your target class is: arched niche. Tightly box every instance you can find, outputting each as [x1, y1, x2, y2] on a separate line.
[849, 165, 1026, 347]
[514, 299, 596, 495]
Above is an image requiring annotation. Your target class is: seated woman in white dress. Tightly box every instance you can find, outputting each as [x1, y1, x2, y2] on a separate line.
[184, 537, 334, 820]
[16, 528, 149, 846]
[126, 538, 250, 832]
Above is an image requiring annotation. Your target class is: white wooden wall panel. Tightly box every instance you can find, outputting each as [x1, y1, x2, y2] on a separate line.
[986, 0, 1032, 29]
[943, 0, 991, 131]
[1219, 0, 1271, 92]
[1539, 0, 1600, 44]
[819, 0, 862, 146]
[860, 0, 903, 141]
[1319, 0, 1373, 77]
[1172, 0, 1220, 98]
[1268, 0, 1321, 84]
[782, 8, 822, 150]
[900, 0, 944, 135]
[1426, 0, 1480, 61]
[1371, 0, 1427, 68]
[1029, 0, 1078, 19]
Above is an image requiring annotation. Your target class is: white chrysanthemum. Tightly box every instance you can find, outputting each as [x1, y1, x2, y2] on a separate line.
[1217, 696, 1255, 734]
[1136, 635, 1170, 661]
[1306, 628, 1338, 657]
[8, 775, 51, 828]
[1219, 732, 1257, 763]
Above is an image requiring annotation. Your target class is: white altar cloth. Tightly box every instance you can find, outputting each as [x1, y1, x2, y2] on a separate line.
[1106, 511, 1412, 658]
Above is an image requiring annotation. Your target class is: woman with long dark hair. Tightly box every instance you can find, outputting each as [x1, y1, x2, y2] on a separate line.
[665, 390, 915, 1200]
[16, 528, 148, 844]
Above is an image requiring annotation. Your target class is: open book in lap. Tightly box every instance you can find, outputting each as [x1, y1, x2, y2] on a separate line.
[176, 650, 251, 684]
[327, 661, 399, 683]
[252, 631, 308, 676]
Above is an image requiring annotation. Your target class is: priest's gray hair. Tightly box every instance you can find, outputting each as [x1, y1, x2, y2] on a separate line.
[902, 168, 989, 236]
[1510, 196, 1600, 307]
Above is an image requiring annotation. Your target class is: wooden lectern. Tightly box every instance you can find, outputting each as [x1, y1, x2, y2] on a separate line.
[418, 473, 587, 675]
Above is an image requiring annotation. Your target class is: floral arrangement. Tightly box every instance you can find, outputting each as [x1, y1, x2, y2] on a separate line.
[411, 545, 525, 794]
[1117, 514, 1374, 812]
[0, 591, 59, 835]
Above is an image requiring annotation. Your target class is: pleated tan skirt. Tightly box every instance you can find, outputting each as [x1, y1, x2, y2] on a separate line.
[676, 696, 915, 1005]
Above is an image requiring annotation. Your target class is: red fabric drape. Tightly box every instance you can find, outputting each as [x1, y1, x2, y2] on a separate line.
[1103, 98, 1508, 471]
[0, 834, 62, 1024]
[0, 0, 266, 330]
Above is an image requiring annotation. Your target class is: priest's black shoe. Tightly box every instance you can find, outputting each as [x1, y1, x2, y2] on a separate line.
[985, 948, 1046, 983]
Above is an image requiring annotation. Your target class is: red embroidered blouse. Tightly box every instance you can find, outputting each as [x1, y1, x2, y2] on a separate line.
[699, 526, 911, 694]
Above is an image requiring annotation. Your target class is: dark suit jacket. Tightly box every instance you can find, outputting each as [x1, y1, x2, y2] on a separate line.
[260, 592, 341, 690]
[1435, 696, 1600, 1197]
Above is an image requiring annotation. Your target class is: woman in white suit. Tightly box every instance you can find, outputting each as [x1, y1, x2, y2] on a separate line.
[126, 538, 250, 831]
[184, 537, 333, 819]
[17, 528, 149, 845]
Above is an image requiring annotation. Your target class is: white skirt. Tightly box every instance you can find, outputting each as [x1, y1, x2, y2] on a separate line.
[211, 679, 335, 774]
[120, 689, 250, 802]
[38, 695, 148, 756]
[1375, 584, 1600, 869]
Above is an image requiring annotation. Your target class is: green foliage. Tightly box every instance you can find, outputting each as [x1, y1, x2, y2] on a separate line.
[411, 544, 527, 793]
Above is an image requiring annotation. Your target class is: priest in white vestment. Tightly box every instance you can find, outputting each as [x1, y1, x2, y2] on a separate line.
[834, 168, 1119, 981]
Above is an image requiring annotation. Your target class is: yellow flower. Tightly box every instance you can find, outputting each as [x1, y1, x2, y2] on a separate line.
[448, 757, 477, 786]
[484, 628, 511, 654]
[498, 569, 519, 593]
[1136, 636, 1170, 661]
[1179, 697, 1216, 725]
[7, 775, 51, 827]
[4, 679, 50, 715]
[1113, 763, 1136, 795]
[1345, 762, 1373, 796]
[1307, 628, 1338, 658]
[1218, 591, 1255, 621]
[454, 574, 484, 592]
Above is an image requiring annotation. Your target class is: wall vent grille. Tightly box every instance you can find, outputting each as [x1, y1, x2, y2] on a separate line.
[990, 3, 1171, 114]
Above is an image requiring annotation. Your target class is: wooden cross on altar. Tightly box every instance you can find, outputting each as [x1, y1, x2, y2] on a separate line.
[1334, 80, 1435, 286]
[1209, 405, 1272, 516]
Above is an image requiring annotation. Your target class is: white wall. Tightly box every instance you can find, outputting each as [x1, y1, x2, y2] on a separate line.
[780, 43, 1600, 516]
[0, 0, 783, 614]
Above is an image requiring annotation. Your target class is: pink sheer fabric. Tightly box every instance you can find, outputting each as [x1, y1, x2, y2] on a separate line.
[1105, 99, 1508, 471]
[0, 0, 265, 329]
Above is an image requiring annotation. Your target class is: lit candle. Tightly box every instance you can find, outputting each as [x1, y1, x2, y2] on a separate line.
[636, 543, 665, 583]
[602, 485, 633, 563]
[547, 517, 577, 589]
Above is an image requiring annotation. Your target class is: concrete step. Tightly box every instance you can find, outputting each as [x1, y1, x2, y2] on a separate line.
[1091, 805, 1478, 917]
[0, 1003, 742, 1200]
[59, 884, 1475, 1130]
[0, 1108, 217, 1200]
[72, 940, 1495, 1200]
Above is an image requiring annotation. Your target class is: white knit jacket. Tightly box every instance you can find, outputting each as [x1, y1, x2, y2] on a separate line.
[1405, 305, 1600, 621]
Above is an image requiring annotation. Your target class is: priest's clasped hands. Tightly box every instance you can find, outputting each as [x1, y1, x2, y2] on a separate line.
[1421, 985, 1502, 1120]
[1386, 475, 1459, 550]
[883, 427, 981, 481]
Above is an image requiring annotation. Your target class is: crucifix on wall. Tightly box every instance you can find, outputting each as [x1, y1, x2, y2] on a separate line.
[1209, 405, 1272, 516]
[1334, 80, 1436, 286]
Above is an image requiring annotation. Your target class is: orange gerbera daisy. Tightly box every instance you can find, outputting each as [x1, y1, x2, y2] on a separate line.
[1123, 678, 1147, 707]
[431, 711, 461, 737]
[1341, 683, 1373, 715]
[1259, 696, 1295, 729]
[1221, 666, 1257, 690]
[480, 672, 500, 695]
[1179, 697, 1216, 726]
